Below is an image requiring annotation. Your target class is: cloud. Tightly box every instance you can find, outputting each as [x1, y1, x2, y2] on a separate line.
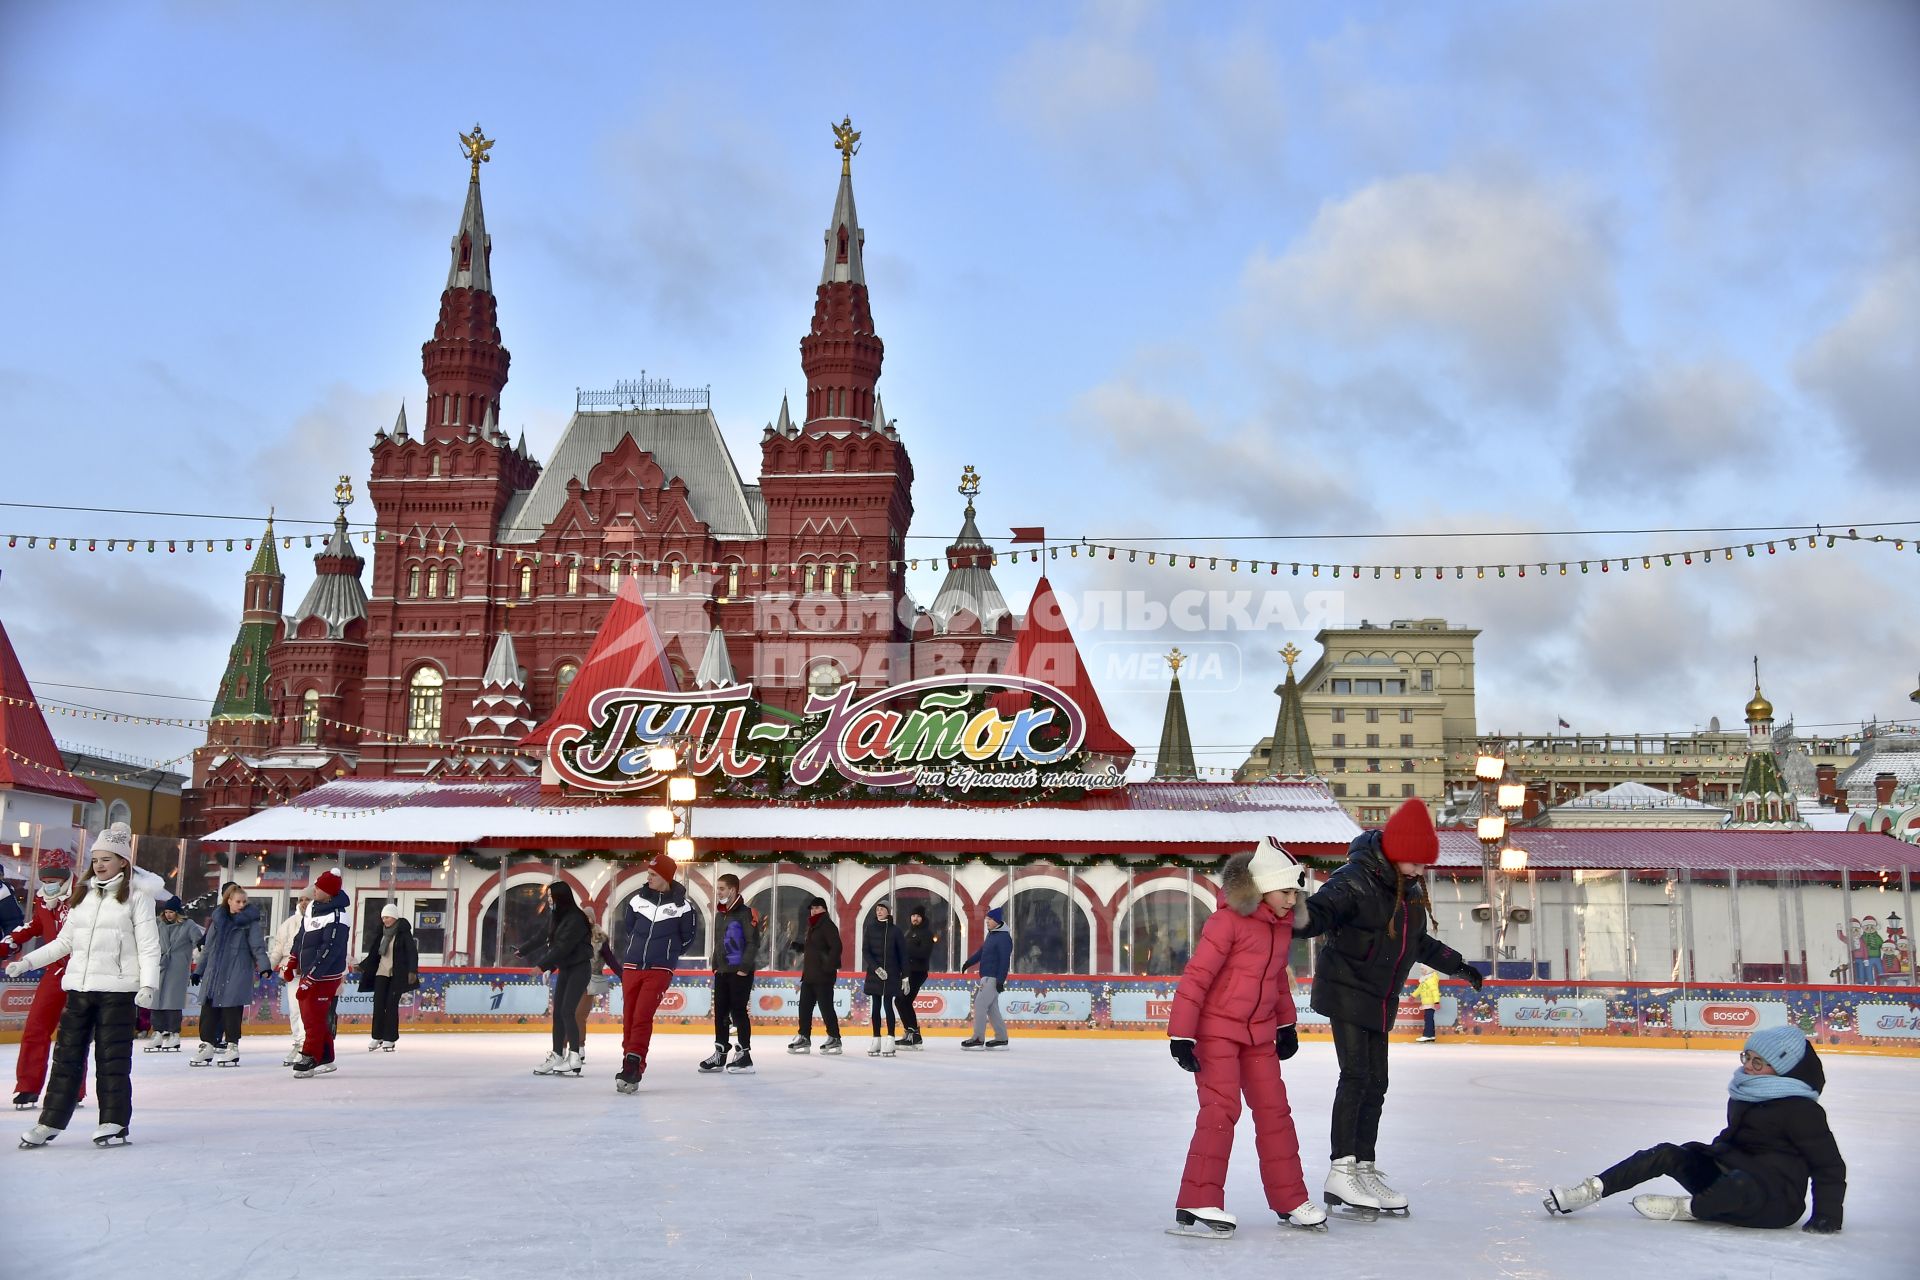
[1574, 357, 1777, 498]
[1242, 170, 1614, 402]
[1796, 255, 1920, 473]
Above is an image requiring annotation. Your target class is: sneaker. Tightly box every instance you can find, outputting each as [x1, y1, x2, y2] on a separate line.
[725, 1047, 755, 1075]
[1545, 1175, 1604, 1215]
[787, 1037, 811, 1054]
[959, 1037, 985, 1051]
[697, 1044, 729, 1073]
[820, 1038, 844, 1055]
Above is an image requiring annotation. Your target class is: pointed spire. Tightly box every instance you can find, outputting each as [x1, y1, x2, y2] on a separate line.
[820, 159, 866, 285]
[1153, 649, 1197, 780]
[1267, 643, 1316, 777]
[248, 513, 281, 577]
[482, 631, 523, 689]
[775, 393, 795, 437]
[515, 428, 527, 458]
[447, 127, 494, 293]
[0, 614, 100, 802]
[694, 627, 737, 689]
[930, 466, 1010, 634]
[392, 403, 409, 441]
[480, 403, 498, 443]
[289, 508, 367, 638]
[870, 393, 886, 432]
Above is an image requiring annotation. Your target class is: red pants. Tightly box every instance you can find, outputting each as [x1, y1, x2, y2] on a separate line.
[297, 975, 343, 1063]
[1177, 1037, 1309, 1214]
[16, 973, 81, 1101]
[620, 968, 674, 1068]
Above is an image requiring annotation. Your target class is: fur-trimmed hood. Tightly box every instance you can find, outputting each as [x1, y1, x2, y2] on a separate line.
[1220, 852, 1261, 916]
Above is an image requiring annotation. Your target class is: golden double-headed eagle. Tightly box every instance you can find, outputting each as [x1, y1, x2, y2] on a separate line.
[832, 116, 860, 175]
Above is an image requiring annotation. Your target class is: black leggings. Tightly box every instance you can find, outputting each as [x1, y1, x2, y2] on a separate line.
[713, 972, 753, 1048]
[1330, 1020, 1391, 1161]
[1600, 1142, 1782, 1228]
[870, 986, 898, 1036]
[200, 1004, 244, 1047]
[899, 972, 926, 1034]
[42, 991, 134, 1129]
[552, 964, 589, 1053]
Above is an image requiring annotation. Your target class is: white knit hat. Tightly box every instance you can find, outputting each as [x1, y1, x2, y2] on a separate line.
[380, 901, 402, 919]
[1247, 835, 1310, 895]
[89, 821, 136, 863]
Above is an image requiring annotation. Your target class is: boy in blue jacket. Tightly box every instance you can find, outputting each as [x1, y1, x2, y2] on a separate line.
[616, 852, 697, 1095]
[959, 906, 1012, 1050]
[290, 869, 352, 1078]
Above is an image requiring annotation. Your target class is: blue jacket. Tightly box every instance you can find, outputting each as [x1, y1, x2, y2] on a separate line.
[711, 899, 759, 976]
[962, 926, 1013, 984]
[295, 891, 352, 981]
[199, 903, 270, 1007]
[621, 882, 697, 971]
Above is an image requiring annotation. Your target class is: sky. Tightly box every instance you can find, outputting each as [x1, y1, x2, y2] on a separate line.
[1, 0, 1916, 778]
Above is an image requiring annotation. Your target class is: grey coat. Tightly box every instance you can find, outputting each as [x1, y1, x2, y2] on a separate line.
[199, 904, 270, 1007]
[154, 915, 204, 1011]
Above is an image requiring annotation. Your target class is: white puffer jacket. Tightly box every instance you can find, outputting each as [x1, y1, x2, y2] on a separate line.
[21, 876, 161, 994]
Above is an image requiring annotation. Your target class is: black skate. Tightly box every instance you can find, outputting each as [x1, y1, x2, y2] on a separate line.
[92, 1123, 129, 1147]
[959, 1037, 985, 1051]
[697, 1044, 729, 1073]
[615, 1054, 642, 1095]
[820, 1037, 843, 1055]
[724, 1047, 755, 1075]
[12, 1091, 38, 1110]
[1167, 1208, 1236, 1239]
[984, 1038, 1009, 1050]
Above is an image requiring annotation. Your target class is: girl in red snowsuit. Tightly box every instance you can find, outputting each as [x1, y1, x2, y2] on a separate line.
[3, 872, 76, 1109]
[1167, 837, 1325, 1236]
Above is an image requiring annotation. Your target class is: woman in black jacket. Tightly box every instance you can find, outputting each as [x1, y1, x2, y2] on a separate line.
[529, 882, 591, 1077]
[898, 905, 938, 1048]
[862, 902, 907, 1058]
[786, 897, 843, 1055]
[1295, 798, 1484, 1219]
[357, 902, 419, 1052]
[1545, 1025, 1845, 1232]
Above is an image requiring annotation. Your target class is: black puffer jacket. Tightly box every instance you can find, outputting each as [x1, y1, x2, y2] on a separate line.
[902, 922, 938, 974]
[1704, 1045, 1847, 1229]
[1296, 830, 1467, 1032]
[531, 886, 592, 972]
[791, 911, 841, 985]
[863, 918, 907, 995]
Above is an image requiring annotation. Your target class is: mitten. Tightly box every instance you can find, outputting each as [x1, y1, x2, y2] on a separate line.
[4, 959, 29, 979]
[1169, 1039, 1199, 1073]
[134, 986, 156, 1009]
[190, 971, 201, 986]
[1802, 1216, 1841, 1234]
[1275, 1024, 1299, 1060]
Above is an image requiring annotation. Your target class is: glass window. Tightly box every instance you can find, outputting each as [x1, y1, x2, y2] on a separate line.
[1400, 709, 1413, 724]
[1386, 680, 1405, 694]
[1401, 734, 1414, 748]
[804, 564, 818, 595]
[726, 563, 740, 599]
[519, 565, 533, 598]
[407, 667, 444, 742]
[1331, 758, 1346, 771]
[889, 886, 961, 971]
[1367, 734, 1380, 748]
[1367, 783, 1381, 797]
[480, 883, 551, 966]
[669, 561, 682, 592]
[808, 661, 843, 699]
[1122, 890, 1213, 976]
[425, 565, 439, 598]
[608, 561, 622, 593]
[1330, 708, 1345, 723]
[445, 564, 459, 598]
[1331, 679, 1350, 694]
[1334, 783, 1347, 797]
[1331, 734, 1346, 748]
[1367, 758, 1380, 771]
[1366, 709, 1379, 723]
[567, 563, 580, 595]
[1356, 679, 1382, 694]
[407, 565, 421, 598]
[747, 884, 822, 971]
[1401, 759, 1415, 772]
[107, 798, 132, 827]
[553, 662, 579, 705]
[1402, 783, 1416, 797]
[300, 689, 320, 743]
[1420, 670, 1433, 691]
[1010, 888, 1089, 975]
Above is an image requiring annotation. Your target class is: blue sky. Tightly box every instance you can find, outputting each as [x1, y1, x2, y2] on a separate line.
[2, 0, 1916, 774]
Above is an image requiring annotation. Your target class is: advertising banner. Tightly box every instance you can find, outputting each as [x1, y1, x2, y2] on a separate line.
[1496, 995, 1608, 1030]
[998, 989, 1093, 1022]
[749, 980, 853, 1019]
[1108, 991, 1178, 1023]
[1671, 999, 1790, 1034]
[1854, 1003, 1920, 1039]
[444, 981, 553, 1016]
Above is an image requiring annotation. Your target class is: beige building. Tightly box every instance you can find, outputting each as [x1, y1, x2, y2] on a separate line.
[1238, 618, 1477, 824]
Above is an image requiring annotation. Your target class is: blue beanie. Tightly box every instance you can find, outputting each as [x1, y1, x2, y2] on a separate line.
[986, 906, 1005, 926]
[1744, 1025, 1808, 1074]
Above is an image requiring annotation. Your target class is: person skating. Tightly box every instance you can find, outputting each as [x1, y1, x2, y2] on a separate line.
[898, 905, 937, 1048]
[11, 823, 160, 1148]
[704, 874, 759, 1075]
[147, 896, 202, 1053]
[1544, 1026, 1846, 1232]
[862, 902, 907, 1058]
[1167, 838, 1326, 1238]
[959, 906, 1012, 1050]
[268, 896, 309, 1065]
[191, 883, 271, 1068]
[0, 876, 23, 937]
[1293, 796, 1485, 1219]
[614, 853, 697, 1094]
[2, 857, 79, 1108]
[1415, 968, 1440, 1043]
[787, 896, 843, 1055]
[289, 870, 352, 1079]
[530, 881, 592, 1077]
[357, 901, 418, 1052]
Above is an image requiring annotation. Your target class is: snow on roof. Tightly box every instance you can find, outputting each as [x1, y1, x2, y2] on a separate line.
[1552, 780, 1726, 811]
[1435, 827, 1919, 872]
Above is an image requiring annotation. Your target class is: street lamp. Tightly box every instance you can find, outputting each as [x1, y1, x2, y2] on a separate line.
[1472, 739, 1530, 979]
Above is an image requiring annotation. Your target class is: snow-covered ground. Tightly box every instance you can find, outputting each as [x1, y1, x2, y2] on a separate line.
[3, 1032, 1906, 1278]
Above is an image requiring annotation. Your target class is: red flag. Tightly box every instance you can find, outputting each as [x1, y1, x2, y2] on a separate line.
[1010, 526, 1046, 544]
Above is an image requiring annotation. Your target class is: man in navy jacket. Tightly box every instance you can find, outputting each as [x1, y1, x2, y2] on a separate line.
[960, 906, 1013, 1050]
[617, 852, 696, 1093]
[291, 869, 351, 1078]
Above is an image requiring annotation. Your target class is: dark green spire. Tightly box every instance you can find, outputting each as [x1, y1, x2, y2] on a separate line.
[1267, 643, 1316, 777]
[1153, 649, 1197, 780]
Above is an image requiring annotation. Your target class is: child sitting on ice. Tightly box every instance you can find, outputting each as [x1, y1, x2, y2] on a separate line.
[1544, 1025, 1845, 1233]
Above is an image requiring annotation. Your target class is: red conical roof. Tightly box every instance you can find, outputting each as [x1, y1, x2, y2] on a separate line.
[520, 577, 679, 749]
[0, 614, 99, 803]
[991, 576, 1133, 760]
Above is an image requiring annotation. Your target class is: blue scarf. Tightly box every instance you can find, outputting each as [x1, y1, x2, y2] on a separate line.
[1728, 1069, 1819, 1104]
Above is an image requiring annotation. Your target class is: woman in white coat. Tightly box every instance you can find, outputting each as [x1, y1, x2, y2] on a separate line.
[8, 824, 160, 1148]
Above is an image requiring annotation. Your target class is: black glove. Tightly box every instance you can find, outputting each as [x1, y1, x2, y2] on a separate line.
[1169, 1039, 1199, 1073]
[1275, 1024, 1299, 1060]
[1457, 963, 1486, 991]
[787, 939, 803, 952]
[190, 973, 200, 986]
[1802, 1216, 1841, 1234]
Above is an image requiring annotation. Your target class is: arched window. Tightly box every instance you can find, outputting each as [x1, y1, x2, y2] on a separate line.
[668, 560, 682, 592]
[824, 446, 836, 472]
[519, 565, 533, 598]
[1119, 888, 1214, 975]
[820, 562, 835, 595]
[300, 689, 320, 744]
[553, 661, 579, 705]
[607, 561, 622, 593]
[407, 666, 444, 742]
[888, 884, 963, 972]
[444, 563, 460, 599]
[725, 563, 740, 599]
[803, 563, 818, 595]
[747, 884, 821, 971]
[612, 885, 709, 967]
[567, 562, 580, 595]
[407, 564, 421, 598]
[430, 454, 441, 478]
[107, 799, 132, 829]
[807, 661, 843, 700]
[479, 883, 551, 966]
[1009, 886, 1092, 975]
[840, 559, 857, 594]
[425, 565, 439, 598]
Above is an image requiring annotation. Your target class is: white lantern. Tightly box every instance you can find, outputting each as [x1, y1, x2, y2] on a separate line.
[1498, 845, 1528, 873]
[1497, 783, 1527, 811]
[666, 836, 695, 862]
[645, 807, 676, 835]
[646, 745, 679, 773]
[1475, 754, 1505, 781]
[1476, 814, 1507, 842]
[668, 776, 697, 804]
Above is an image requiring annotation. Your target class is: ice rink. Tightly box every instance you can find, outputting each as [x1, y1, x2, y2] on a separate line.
[2, 1031, 1905, 1279]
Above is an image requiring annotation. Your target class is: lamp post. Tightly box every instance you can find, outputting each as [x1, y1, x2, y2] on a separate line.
[1472, 742, 1529, 975]
[645, 742, 699, 866]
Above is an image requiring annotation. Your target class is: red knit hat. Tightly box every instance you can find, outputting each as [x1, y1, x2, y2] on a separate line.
[314, 869, 343, 897]
[647, 851, 677, 883]
[1380, 797, 1439, 865]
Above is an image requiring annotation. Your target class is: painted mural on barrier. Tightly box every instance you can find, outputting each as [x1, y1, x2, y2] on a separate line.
[6, 973, 1917, 1048]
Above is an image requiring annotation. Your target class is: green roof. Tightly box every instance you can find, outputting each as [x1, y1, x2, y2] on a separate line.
[210, 619, 277, 720]
[248, 521, 281, 577]
[1153, 672, 1197, 780]
[1268, 667, 1316, 777]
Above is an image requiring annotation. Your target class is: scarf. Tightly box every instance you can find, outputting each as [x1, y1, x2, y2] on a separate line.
[1728, 1069, 1819, 1104]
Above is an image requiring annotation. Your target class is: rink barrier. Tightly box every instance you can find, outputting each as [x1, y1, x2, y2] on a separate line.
[5, 972, 1917, 1055]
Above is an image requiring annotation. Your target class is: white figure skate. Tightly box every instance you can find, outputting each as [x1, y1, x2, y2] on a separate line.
[1166, 1207, 1236, 1239]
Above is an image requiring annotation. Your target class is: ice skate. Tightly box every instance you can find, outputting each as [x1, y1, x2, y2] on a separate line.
[1278, 1201, 1329, 1232]
[725, 1046, 755, 1075]
[213, 1045, 241, 1068]
[984, 1038, 1009, 1050]
[92, 1122, 129, 1147]
[382, 1041, 395, 1052]
[1325, 1157, 1382, 1221]
[293, 1060, 337, 1078]
[1632, 1194, 1696, 1222]
[144, 1037, 169, 1053]
[559, 1050, 583, 1077]
[881, 1035, 896, 1057]
[13, 1091, 38, 1110]
[959, 1037, 985, 1050]
[820, 1037, 843, 1055]
[867, 1037, 882, 1057]
[1357, 1161, 1409, 1216]
[367, 1039, 385, 1052]
[1166, 1207, 1237, 1239]
[615, 1053, 642, 1095]
[898, 1030, 923, 1049]
[281, 1049, 301, 1067]
[189, 1041, 216, 1067]
[162, 1032, 182, 1051]
[1545, 1175, 1604, 1215]
[787, 1036, 811, 1054]
[18, 1123, 60, 1149]
[697, 1044, 729, 1073]
[1415, 1034, 1436, 1043]
[532, 1051, 565, 1076]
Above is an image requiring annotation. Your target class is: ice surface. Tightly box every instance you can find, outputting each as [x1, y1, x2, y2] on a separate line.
[2, 1033, 1905, 1278]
